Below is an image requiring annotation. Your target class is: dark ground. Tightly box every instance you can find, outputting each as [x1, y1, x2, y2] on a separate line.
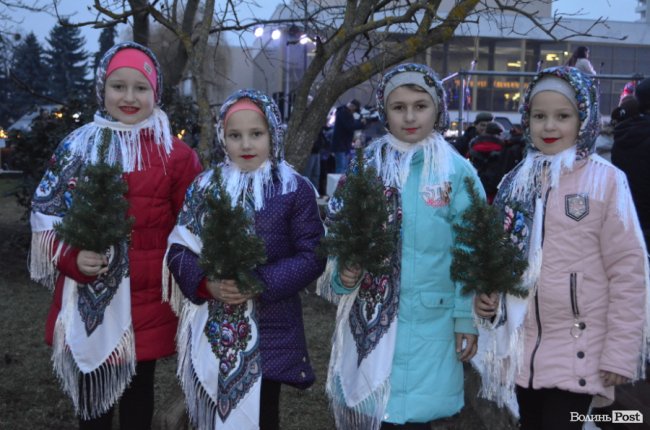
[0, 178, 490, 430]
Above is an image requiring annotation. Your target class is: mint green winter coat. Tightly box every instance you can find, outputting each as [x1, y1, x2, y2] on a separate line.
[332, 146, 482, 424]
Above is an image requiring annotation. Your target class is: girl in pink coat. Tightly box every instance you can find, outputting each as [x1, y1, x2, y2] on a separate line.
[475, 66, 649, 430]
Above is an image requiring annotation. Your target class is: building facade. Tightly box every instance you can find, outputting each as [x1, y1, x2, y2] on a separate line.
[251, 1, 650, 125]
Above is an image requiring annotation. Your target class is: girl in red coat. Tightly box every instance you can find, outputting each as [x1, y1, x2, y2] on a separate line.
[29, 42, 202, 429]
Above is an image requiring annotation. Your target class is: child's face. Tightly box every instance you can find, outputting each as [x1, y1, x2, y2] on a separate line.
[104, 67, 155, 125]
[225, 109, 271, 171]
[529, 91, 580, 155]
[386, 86, 438, 144]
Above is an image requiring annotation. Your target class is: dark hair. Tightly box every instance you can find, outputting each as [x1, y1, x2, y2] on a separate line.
[634, 77, 650, 113]
[566, 46, 589, 67]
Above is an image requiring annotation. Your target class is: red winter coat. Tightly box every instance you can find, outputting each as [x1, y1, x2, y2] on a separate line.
[45, 135, 203, 361]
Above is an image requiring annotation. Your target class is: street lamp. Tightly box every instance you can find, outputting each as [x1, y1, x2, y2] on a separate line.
[254, 25, 318, 122]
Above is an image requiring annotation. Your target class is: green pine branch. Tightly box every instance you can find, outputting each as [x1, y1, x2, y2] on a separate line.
[450, 177, 528, 298]
[199, 165, 267, 295]
[319, 148, 396, 275]
[54, 128, 133, 253]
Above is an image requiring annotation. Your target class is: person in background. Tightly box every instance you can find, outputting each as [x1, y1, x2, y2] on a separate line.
[502, 124, 526, 173]
[453, 111, 493, 157]
[612, 77, 650, 246]
[475, 66, 648, 430]
[468, 120, 506, 203]
[611, 95, 639, 127]
[594, 120, 614, 162]
[565, 46, 596, 75]
[29, 41, 202, 429]
[332, 98, 365, 173]
[303, 125, 330, 192]
[619, 80, 637, 106]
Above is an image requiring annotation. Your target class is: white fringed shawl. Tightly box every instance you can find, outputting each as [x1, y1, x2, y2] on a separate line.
[29, 108, 173, 419]
[475, 146, 650, 410]
[318, 132, 455, 429]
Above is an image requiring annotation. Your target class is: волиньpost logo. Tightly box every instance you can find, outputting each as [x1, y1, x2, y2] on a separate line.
[570, 410, 644, 424]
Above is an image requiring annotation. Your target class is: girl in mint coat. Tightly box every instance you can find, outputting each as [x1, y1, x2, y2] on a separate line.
[318, 63, 483, 429]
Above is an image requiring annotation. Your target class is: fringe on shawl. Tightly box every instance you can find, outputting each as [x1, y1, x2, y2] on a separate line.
[68, 108, 173, 173]
[329, 376, 390, 430]
[582, 156, 649, 381]
[520, 197, 544, 293]
[477, 325, 524, 408]
[504, 147, 576, 203]
[52, 318, 136, 420]
[370, 133, 454, 191]
[487, 150, 650, 403]
[220, 160, 298, 211]
[176, 303, 220, 430]
[324, 289, 392, 430]
[161, 246, 185, 316]
[29, 229, 64, 290]
[316, 258, 341, 305]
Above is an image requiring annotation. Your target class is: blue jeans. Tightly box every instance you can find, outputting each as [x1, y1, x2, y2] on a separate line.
[334, 151, 349, 173]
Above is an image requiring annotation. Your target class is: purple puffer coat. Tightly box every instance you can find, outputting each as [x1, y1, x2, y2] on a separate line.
[167, 175, 325, 387]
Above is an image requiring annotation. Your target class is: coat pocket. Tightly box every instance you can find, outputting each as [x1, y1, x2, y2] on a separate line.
[415, 291, 455, 339]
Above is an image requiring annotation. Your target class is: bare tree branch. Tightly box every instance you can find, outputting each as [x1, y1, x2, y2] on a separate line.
[46, 0, 619, 169]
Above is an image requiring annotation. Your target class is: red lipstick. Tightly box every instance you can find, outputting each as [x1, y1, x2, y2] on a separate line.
[241, 155, 255, 160]
[120, 106, 139, 114]
[543, 138, 558, 144]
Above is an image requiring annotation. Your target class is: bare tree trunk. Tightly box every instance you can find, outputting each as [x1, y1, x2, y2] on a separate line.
[164, 0, 200, 87]
[128, 0, 149, 46]
[191, 0, 216, 166]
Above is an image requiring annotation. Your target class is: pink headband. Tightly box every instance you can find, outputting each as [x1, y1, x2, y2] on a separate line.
[224, 99, 265, 128]
[106, 48, 157, 97]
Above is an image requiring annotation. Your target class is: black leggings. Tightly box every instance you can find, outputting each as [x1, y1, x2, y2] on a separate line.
[516, 385, 592, 430]
[79, 360, 156, 430]
[260, 378, 282, 430]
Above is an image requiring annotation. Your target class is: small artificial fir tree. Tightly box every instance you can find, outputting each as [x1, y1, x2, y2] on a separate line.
[450, 177, 528, 298]
[199, 165, 267, 295]
[319, 148, 395, 275]
[54, 128, 132, 253]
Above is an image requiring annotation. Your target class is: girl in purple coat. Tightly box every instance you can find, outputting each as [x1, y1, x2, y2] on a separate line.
[164, 89, 325, 429]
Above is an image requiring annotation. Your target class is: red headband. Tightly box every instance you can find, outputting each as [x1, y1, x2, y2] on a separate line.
[106, 48, 157, 97]
[224, 99, 265, 128]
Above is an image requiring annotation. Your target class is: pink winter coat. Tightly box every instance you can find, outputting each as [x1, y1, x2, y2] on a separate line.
[516, 158, 647, 400]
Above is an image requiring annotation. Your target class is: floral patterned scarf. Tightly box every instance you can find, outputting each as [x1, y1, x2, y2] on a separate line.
[29, 41, 170, 419]
[164, 89, 299, 429]
[476, 67, 649, 407]
[318, 63, 454, 429]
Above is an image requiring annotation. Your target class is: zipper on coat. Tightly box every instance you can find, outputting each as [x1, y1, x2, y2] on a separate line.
[570, 272, 580, 317]
[528, 186, 551, 388]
